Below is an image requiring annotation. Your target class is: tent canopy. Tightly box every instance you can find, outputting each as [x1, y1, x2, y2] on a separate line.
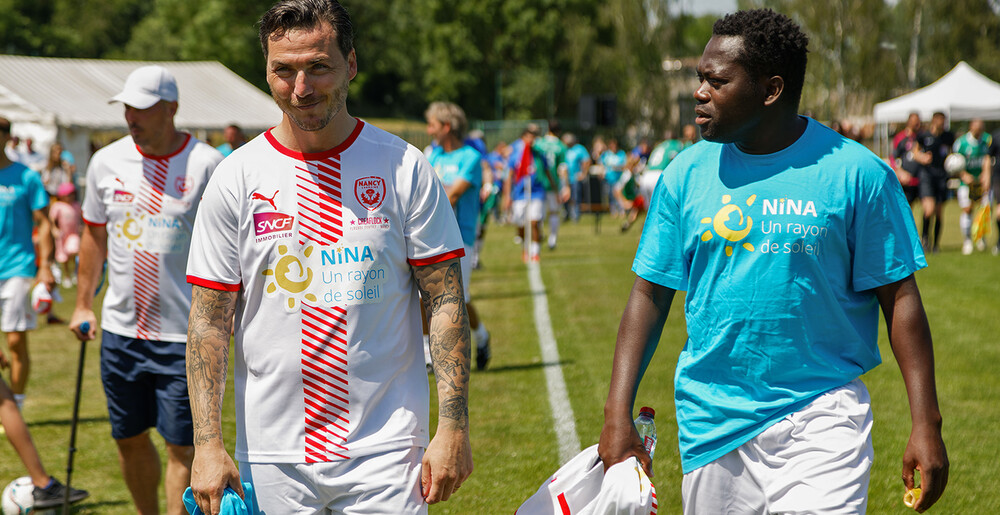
[0, 55, 281, 131]
[873, 61, 1000, 123]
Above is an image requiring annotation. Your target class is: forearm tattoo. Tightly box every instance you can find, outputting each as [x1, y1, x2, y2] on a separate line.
[187, 285, 237, 446]
[414, 259, 471, 429]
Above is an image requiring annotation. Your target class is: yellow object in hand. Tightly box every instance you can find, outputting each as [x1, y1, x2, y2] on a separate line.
[903, 488, 921, 509]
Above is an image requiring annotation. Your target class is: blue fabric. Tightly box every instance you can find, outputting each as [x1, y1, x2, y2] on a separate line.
[600, 149, 627, 186]
[565, 144, 590, 184]
[507, 138, 547, 201]
[428, 145, 483, 246]
[0, 162, 48, 280]
[633, 118, 926, 473]
[183, 483, 257, 515]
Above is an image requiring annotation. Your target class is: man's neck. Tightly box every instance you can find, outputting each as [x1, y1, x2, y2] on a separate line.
[272, 112, 358, 154]
[441, 135, 462, 153]
[736, 113, 807, 155]
[139, 130, 186, 157]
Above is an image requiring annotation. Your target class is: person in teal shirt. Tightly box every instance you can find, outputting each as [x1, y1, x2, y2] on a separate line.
[425, 102, 492, 370]
[562, 133, 591, 222]
[0, 117, 56, 410]
[599, 9, 947, 513]
[600, 139, 627, 217]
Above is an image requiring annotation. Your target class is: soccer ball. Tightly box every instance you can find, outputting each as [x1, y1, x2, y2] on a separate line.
[2, 477, 33, 515]
[944, 152, 966, 176]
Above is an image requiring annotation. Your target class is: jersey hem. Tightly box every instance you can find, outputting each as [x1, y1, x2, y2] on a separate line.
[408, 248, 465, 266]
[82, 218, 106, 227]
[187, 275, 241, 292]
[99, 324, 188, 344]
[235, 435, 429, 464]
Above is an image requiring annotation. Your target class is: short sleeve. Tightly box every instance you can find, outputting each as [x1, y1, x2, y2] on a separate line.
[404, 152, 465, 265]
[26, 170, 48, 212]
[187, 166, 243, 291]
[81, 154, 106, 225]
[850, 167, 926, 291]
[632, 172, 687, 291]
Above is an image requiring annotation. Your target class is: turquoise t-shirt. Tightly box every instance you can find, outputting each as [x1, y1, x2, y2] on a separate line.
[429, 145, 482, 246]
[633, 118, 925, 473]
[565, 144, 590, 184]
[601, 149, 627, 186]
[0, 162, 49, 279]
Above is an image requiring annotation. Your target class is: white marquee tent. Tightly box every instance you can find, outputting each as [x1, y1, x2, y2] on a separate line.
[0, 55, 282, 173]
[872, 61, 1000, 156]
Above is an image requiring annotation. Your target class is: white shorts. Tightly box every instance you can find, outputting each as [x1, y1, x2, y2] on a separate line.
[511, 198, 544, 226]
[240, 446, 427, 514]
[0, 276, 36, 333]
[460, 244, 473, 303]
[682, 379, 873, 515]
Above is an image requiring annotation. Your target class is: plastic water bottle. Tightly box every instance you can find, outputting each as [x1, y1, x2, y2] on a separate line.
[634, 406, 657, 460]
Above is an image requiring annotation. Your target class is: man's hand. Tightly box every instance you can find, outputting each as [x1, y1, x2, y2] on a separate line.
[190, 443, 243, 515]
[69, 308, 97, 341]
[421, 426, 473, 504]
[598, 413, 653, 478]
[903, 422, 949, 513]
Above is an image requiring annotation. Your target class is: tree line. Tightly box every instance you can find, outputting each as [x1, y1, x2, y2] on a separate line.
[3, 0, 999, 136]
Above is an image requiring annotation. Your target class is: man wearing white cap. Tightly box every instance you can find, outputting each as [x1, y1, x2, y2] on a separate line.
[70, 65, 223, 515]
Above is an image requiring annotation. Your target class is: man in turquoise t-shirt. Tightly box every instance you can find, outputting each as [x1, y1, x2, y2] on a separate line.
[562, 133, 591, 222]
[952, 118, 992, 254]
[0, 117, 55, 409]
[599, 10, 948, 514]
[425, 102, 492, 370]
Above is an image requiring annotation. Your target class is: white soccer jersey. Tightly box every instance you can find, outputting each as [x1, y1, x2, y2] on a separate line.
[186, 121, 464, 464]
[83, 134, 222, 342]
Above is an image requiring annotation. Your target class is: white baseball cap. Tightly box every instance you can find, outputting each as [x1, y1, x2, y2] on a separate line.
[110, 65, 178, 109]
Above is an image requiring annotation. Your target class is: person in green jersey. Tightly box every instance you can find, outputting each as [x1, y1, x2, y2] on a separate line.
[952, 118, 993, 254]
[533, 120, 571, 249]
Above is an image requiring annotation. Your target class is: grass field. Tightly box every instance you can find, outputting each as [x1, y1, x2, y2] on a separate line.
[2, 202, 997, 513]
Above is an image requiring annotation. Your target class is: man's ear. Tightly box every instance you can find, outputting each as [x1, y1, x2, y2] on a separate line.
[762, 75, 785, 107]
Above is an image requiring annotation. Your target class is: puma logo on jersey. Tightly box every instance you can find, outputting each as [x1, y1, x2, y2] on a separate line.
[251, 190, 279, 210]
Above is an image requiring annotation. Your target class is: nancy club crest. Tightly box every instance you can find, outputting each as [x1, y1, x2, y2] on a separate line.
[354, 176, 386, 211]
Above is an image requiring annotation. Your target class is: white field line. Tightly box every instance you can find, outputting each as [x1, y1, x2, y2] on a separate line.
[527, 261, 581, 464]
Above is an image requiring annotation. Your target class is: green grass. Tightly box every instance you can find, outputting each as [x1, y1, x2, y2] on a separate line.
[3, 202, 997, 513]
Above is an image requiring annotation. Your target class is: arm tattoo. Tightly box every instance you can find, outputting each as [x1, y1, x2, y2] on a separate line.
[187, 285, 238, 446]
[414, 259, 472, 429]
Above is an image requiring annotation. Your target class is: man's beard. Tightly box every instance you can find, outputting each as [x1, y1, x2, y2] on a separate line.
[278, 77, 349, 132]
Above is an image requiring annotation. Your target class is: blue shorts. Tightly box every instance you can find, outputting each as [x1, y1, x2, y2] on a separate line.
[100, 330, 193, 445]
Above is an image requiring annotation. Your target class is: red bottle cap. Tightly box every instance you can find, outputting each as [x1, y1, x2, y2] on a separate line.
[639, 406, 655, 418]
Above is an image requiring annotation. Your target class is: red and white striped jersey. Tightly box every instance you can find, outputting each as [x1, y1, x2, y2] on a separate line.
[82, 134, 223, 342]
[186, 121, 464, 463]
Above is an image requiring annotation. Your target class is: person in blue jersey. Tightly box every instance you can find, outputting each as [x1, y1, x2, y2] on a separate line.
[503, 124, 553, 262]
[598, 9, 948, 514]
[425, 102, 492, 370]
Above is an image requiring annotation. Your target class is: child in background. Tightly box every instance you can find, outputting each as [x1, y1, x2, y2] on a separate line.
[48, 183, 82, 289]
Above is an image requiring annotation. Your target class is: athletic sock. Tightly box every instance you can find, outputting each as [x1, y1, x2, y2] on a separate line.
[529, 241, 541, 259]
[960, 212, 972, 240]
[13, 394, 25, 411]
[475, 323, 489, 345]
[933, 217, 943, 249]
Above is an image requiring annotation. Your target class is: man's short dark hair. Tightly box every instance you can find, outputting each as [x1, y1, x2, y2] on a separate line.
[0, 117, 10, 134]
[258, 0, 354, 59]
[712, 9, 809, 109]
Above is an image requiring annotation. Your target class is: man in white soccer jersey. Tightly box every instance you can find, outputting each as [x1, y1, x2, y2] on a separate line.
[69, 65, 224, 515]
[185, 1, 473, 514]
